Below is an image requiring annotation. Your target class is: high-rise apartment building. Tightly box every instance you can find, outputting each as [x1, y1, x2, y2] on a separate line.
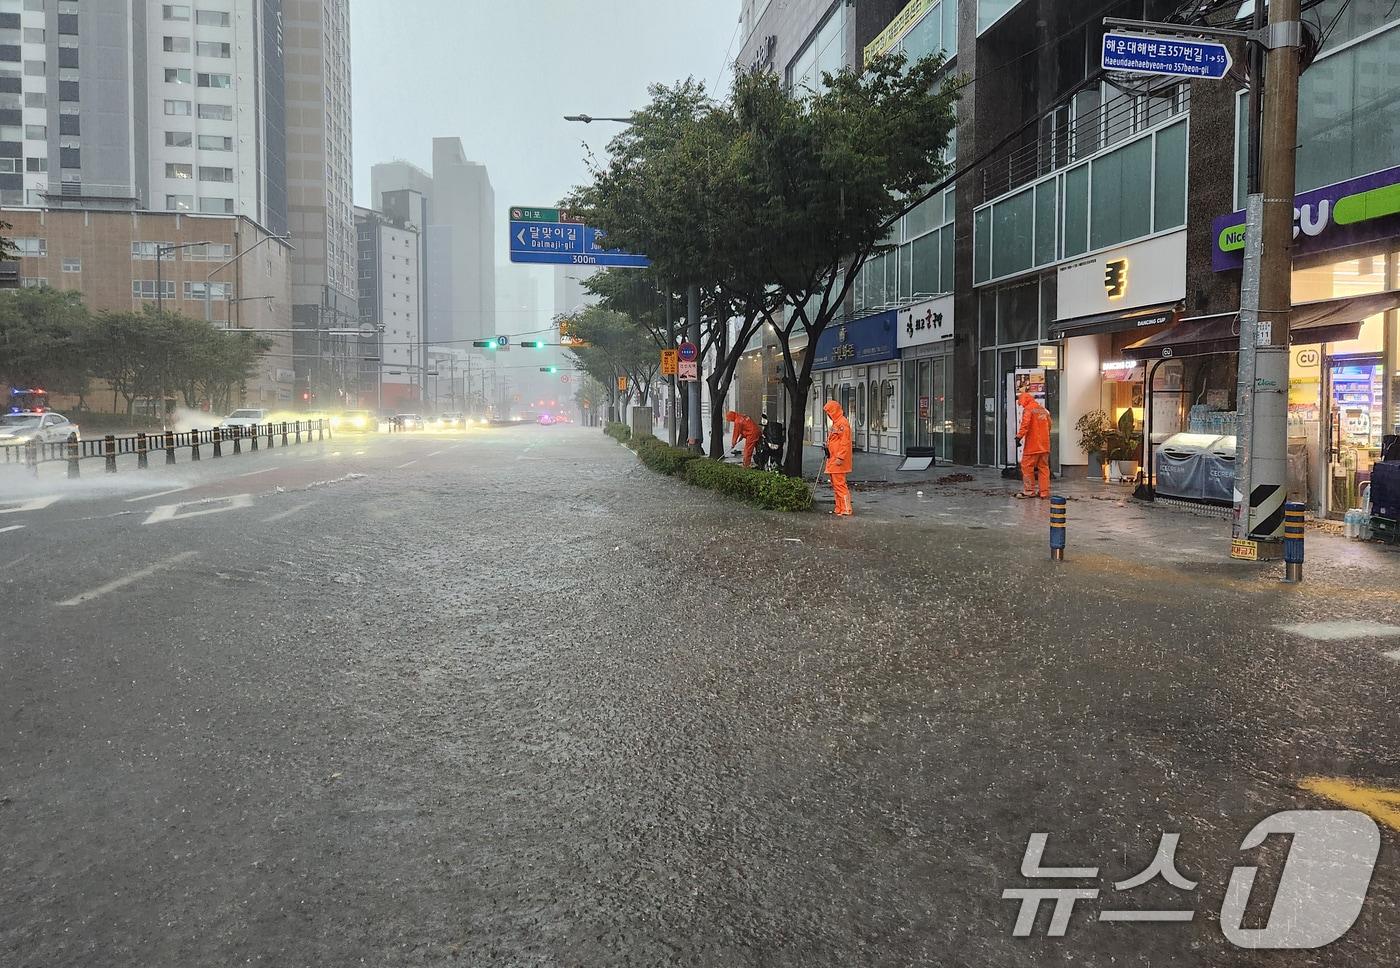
[356, 204, 420, 412]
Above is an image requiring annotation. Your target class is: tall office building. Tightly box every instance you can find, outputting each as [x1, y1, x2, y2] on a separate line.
[0, 0, 286, 228]
[371, 139, 494, 347]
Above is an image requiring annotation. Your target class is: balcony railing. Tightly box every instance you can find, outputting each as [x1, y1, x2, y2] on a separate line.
[978, 82, 1189, 204]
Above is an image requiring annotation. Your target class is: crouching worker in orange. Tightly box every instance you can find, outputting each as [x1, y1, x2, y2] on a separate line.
[1015, 391, 1052, 499]
[726, 410, 761, 467]
[823, 399, 854, 516]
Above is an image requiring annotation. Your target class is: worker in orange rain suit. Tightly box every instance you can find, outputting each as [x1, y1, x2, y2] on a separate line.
[823, 399, 854, 516]
[1015, 390, 1052, 499]
[726, 410, 762, 467]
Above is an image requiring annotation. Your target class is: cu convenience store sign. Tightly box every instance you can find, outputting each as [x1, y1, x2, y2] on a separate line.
[1212, 165, 1400, 272]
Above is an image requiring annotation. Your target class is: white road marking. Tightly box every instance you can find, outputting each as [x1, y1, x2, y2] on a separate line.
[143, 493, 253, 525]
[0, 495, 61, 514]
[264, 502, 313, 523]
[124, 486, 190, 504]
[1384, 650, 1400, 664]
[58, 550, 198, 606]
[396, 460, 418, 469]
[427, 450, 446, 457]
[238, 465, 281, 477]
[1276, 621, 1400, 642]
[0, 524, 25, 534]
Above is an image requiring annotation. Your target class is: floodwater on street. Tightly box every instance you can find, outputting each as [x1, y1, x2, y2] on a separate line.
[2, 424, 1398, 967]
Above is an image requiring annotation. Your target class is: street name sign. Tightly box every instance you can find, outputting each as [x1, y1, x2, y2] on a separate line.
[509, 205, 650, 268]
[1101, 32, 1232, 79]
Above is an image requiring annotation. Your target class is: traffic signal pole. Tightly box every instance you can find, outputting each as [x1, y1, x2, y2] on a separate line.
[1233, 0, 1303, 551]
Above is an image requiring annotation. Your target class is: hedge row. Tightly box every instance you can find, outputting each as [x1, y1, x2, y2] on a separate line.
[608, 430, 813, 512]
[604, 421, 631, 443]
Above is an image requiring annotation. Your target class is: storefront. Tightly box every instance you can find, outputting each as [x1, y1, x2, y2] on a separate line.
[1049, 231, 1187, 478]
[898, 295, 955, 461]
[1126, 165, 1400, 516]
[811, 309, 902, 456]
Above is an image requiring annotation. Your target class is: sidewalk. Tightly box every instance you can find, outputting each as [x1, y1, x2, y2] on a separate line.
[798, 444, 1400, 584]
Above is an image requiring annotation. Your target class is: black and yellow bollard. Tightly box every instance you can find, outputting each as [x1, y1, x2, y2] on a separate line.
[190, 429, 201, 461]
[103, 434, 117, 473]
[1049, 495, 1067, 561]
[66, 431, 80, 478]
[164, 429, 176, 465]
[294, 421, 302, 445]
[136, 431, 149, 469]
[232, 426, 242, 454]
[280, 422, 289, 447]
[211, 425, 223, 458]
[266, 422, 276, 448]
[250, 424, 259, 451]
[1283, 502, 1305, 584]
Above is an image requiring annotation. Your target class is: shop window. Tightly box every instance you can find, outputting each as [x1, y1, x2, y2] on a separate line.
[1153, 122, 1187, 232]
[1296, 20, 1400, 192]
[996, 280, 1039, 345]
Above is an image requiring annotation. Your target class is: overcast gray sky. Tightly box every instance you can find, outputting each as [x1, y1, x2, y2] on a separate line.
[350, 0, 742, 269]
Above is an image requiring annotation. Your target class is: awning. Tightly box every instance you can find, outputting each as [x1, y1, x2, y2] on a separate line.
[1122, 290, 1400, 361]
[1049, 301, 1182, 340]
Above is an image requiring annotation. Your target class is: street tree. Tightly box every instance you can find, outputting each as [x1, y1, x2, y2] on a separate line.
[565, 306, 659, 423]
[0, 286, 92, 398]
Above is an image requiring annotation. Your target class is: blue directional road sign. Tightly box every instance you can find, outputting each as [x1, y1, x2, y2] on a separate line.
[508, 206, 650, 268]
[1101, 31, 1232, 80]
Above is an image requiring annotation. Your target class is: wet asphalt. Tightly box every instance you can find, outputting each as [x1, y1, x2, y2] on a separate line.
[1, 424, 1398, 967]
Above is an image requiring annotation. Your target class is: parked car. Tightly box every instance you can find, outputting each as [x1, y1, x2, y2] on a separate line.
[0, 410, 80, 446]
[219, 408, 269, 430]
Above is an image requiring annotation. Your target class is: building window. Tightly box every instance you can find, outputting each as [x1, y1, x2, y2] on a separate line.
[198, 196, 233, 214]
[58, 113, 77, 135]
[197, 165, 232, 182]
[165, 130, 192, 147]
[163, 4, 191, 21]
[786, 2, 847, 94]
[57, 46, 76, 69]
[132, 241, 174, 259]
[184, 280, 231, 300]
[22, 27, 42, 44]
[133, 279, 177, 299]
[195, 41, 230, 58]
[61, 257, 79, 272]
[165, 193, 193, 211]
[165, 162, 192, 179]
[163, 36, 191, 53]
[164, 99, 191, 116]
[23, 123, 41, 139]
[12, 236, 44, 255]
[22, 59, 42, 76]
[165, 68, 191, 85]
[24, 155, 43, 171]
[197, 103, 231, 121]
[20, 276, 47, 288]
[196, 72, 230, 88]
[23, 91, 42, 108]
[197, 133, 231, 150]
[195, 9, 231, 26]
[183, 242, 232, 260]
[58, 145, 78, 168]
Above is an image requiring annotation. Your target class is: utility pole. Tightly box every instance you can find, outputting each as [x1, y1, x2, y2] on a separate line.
[687, 282, 702, 453]
[664, 282, 677, 446]
[1233, 0, 1302, 553]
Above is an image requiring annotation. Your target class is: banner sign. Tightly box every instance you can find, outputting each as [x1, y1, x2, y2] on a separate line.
[812, 310, 899, 371]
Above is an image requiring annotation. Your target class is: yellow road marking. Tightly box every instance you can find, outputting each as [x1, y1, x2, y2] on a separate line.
[1299, 777, 1400, 831]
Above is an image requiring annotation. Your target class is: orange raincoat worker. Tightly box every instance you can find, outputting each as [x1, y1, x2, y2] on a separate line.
[823, 399, 853, 516]
[1015, 391, 1052, 499]
[726, 411, 761, 467]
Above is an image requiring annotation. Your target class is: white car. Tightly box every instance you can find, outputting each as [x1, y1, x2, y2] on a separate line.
[0, 410, 81, 445]
[220, 408, 269, 430]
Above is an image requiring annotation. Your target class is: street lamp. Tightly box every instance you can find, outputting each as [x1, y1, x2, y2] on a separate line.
[206, 233, 294, 326]
[155, 240, 213, 313]
[563, 114, 632, 124]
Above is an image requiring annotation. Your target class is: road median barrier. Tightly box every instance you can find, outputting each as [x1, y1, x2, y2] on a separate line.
[0, 419, 331, 479]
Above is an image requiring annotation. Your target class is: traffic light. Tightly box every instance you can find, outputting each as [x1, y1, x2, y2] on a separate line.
[518, 340, 546, 349]
[539, 366, 560, 374]
[471, 340, 494, 349]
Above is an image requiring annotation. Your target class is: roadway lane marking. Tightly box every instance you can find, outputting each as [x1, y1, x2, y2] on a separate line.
[1384, 649, 1400, 664]
[396, 460, 418, 469]
[1300, 777, 1400, 832]
[238, 465, 281, 477]
[1276, 621, 1400, 641]
[124, 486, 190, 504]
[0, 496, 61, 514]
[144, 493, 253, 525]
[58, 550, 198, 606]
[264, 502, 313, 523]
[0, 524, 24, 534]
[427, 450, 446, 457]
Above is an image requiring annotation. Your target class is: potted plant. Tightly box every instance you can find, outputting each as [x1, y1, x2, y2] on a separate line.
[1075, 410, 1111, 480]
[1104, 409, 1143, 482]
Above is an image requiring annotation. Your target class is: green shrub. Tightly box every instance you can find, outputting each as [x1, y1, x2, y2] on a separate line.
[604, 421, 632, 443]
[682, 458, 813, 512]
[632, 435, 700, 476]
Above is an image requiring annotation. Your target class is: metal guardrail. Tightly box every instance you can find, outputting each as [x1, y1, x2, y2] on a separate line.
[1, 419, 331, 478]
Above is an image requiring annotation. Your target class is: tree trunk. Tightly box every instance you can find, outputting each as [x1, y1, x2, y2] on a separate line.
[706, 370, 734, 460]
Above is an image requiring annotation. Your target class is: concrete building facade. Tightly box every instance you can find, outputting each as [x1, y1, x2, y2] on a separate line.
[355, 204, 420, 412]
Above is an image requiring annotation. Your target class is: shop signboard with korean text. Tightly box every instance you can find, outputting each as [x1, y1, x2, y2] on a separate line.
[1056, 232, 1186, 321]
[811, 310, 899, 370]
[896, 295, 954, 349]
[1212, 165, 1400, 271]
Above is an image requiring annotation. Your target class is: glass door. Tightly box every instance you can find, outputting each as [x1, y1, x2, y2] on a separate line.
[1325, 355, 1384, 517]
